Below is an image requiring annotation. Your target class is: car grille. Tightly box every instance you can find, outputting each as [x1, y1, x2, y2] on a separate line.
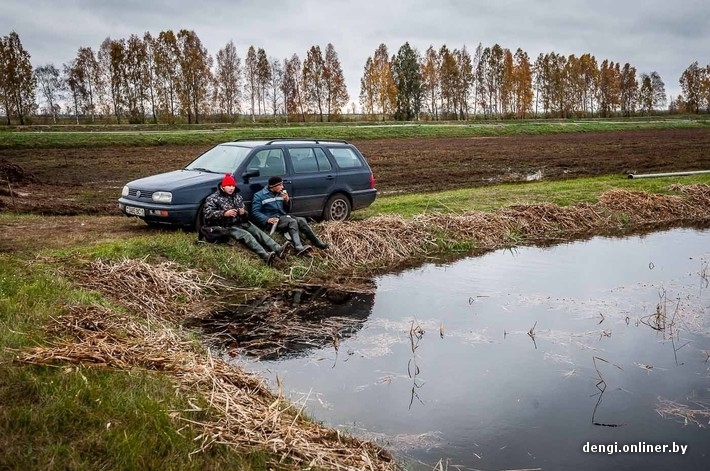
[127, 188, 155, 200]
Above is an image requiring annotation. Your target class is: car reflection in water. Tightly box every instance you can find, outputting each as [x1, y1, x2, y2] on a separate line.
[199, 285, 375, 361]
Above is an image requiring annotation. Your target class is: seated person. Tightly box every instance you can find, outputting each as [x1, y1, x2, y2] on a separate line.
[203, 174, 290, 265]
[251, 176, 329, 256]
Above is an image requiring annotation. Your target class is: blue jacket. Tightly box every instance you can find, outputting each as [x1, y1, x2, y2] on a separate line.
[251, 187, 292, 227]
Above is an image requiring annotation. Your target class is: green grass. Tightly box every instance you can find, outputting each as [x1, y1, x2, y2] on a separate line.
[0, 251, 273, 470]
[357, 173, 710, 218]
[1, 117, 708, 149]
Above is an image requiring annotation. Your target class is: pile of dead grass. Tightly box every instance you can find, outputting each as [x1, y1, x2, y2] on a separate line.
[316, 184, 710, 272]
[15, 261, 397, 470]
[74, 258, 218, 322]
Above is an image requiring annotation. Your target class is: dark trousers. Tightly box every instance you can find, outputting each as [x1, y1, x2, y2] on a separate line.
[229, 222, 281, 261]
[275, 215, 324, 249]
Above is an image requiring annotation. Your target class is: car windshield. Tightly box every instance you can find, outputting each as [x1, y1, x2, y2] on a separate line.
[184, 144, 251, 173]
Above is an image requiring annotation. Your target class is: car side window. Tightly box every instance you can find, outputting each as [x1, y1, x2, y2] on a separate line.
[289, 147, 332, 173]
[329, 147, 364, 169]
[247, 149, 285, 176]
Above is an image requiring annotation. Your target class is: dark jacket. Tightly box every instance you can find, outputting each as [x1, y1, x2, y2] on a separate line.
[251, 187, 292, 227]
[203, 186, 250, 227]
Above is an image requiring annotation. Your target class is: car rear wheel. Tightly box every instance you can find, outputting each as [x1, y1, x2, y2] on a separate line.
[323, 193, 351, 221]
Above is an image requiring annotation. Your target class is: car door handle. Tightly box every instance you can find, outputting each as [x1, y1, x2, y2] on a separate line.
[325, 175, 335, 180]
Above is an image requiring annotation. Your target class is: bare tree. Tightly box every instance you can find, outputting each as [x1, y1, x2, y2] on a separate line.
[281, 54, 304, 121]
[35, 64, 63, 122]
[213, 40, 242, 121]
[268, 57, 283, 117]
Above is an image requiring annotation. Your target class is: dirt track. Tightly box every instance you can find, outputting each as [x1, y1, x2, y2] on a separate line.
[2, 128, 710, 216]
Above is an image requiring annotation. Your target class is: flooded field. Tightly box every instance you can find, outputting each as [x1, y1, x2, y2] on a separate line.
[217, 228, 710, 469]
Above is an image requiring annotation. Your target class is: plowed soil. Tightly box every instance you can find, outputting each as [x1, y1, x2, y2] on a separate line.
[2, 128, 710, 216]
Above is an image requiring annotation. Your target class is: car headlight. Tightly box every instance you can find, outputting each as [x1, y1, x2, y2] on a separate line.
[122, 185, 129, 196]
[152, 191, 173, 203]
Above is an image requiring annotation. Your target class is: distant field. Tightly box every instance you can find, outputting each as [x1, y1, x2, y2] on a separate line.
[0, 118, 708, 149]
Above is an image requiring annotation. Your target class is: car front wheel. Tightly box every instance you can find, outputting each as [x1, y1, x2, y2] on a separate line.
[323, 193, 351, 221]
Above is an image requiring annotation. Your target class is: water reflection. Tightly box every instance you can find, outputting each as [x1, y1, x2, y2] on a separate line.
[201, 286, 373, 360]
[229, 228, 710, 470]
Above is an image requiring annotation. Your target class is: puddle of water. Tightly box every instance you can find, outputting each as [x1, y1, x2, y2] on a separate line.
[227, 228, 710, 469]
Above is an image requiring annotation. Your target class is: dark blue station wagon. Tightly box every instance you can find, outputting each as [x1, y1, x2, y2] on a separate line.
[118, 139, 377, 229]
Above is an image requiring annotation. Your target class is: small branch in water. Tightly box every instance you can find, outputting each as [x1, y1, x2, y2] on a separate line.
[528, 321, 538, 349]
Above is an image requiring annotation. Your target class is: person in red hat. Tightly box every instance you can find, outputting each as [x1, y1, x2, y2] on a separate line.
[201, 174, 290, 266]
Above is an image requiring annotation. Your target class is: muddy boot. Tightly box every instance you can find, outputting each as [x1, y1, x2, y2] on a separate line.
[297, 217, 328, 249]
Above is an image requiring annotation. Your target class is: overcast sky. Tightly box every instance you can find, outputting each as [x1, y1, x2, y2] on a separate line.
[3, 0, 708, 109]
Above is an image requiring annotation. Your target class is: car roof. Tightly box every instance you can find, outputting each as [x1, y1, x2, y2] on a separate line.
[221, 138, 351, 147]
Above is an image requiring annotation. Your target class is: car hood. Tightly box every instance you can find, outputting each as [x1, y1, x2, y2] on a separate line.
[127, 169, 223, 191]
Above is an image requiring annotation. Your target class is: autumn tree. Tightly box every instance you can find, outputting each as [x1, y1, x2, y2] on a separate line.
[302, 45, 326, 121]
[438, 45, 460, 118]
[578, 53, 599, 115]
[123, 34, 149, 123]
[323, 43, 349, 118]
[75, 47, 102, 121]
[268, 57, 283, 117]
[455, 46, 474, 118]
[281, 54, 304, 121]
[213, 40, 242, 121]
[0, 31, 36, 125]
[597, 60, 621, 117]
[98, 37, 127, 123]
[359, 56, 377, 118]
[244, 46, 258, 120]
[142, 32, 159, 123]
[372, 44, 396, 117]
[679, 61, 703, 113]
[153, 30, 180, 122]
[176, 29, 212, 124]
[512, 48, 533, 118]
[34, 64, 62, 122]
[500, 49, 514, 116]
[256, 48, 270, 114]
[619, 63, 638, 116]
[391, 42, 422, 121]
[421, 46, 440, 119]
[63, 60, 83, 124]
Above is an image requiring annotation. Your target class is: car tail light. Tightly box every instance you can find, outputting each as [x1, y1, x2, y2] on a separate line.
[369, 173, 376, 189]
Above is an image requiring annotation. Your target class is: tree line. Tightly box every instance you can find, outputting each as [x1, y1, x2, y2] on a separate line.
[2, 30, 710, 125]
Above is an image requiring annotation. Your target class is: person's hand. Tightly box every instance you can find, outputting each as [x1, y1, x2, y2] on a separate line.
[281, 190, 289, 202]
[224, 209, 237, 217]
[238, 207, 245, 215]
[267, 217, 278, 225]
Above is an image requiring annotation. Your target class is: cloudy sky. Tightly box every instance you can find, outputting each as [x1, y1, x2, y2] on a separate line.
[3, 0, 708, 107]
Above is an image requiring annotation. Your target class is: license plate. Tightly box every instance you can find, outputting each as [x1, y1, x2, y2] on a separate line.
[125, 206, 145, 217]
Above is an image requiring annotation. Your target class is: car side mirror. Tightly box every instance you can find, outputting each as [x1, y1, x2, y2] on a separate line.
[242, 168, 260, 183]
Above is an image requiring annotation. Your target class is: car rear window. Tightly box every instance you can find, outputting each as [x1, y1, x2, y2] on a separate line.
[328, 147, 364, 169]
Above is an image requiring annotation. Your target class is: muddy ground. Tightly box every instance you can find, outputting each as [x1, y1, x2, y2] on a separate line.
[1, 127, 710, 217]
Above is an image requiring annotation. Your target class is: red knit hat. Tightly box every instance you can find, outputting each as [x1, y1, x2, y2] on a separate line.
[221, 174, 236, 187]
